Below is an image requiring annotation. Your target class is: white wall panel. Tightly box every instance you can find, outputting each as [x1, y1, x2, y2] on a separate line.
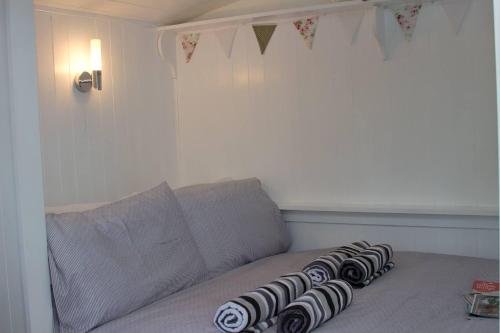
[284, 211, 499, 259]
[176, 0, 498, 212]
[1, 1, 53, 332]
[35, 9, 178, 207]
[0, 2, 27, 331]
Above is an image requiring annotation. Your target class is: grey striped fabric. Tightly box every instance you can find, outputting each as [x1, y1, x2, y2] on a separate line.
[175, 178, 291, 278]
[46, 182, 208, 333]
[303, 241, 371, 287]
[339, 244, 395, 288]
[277, 280, 353, 333]
[214, 272, 312, 333]
[243, 318, 277, 333]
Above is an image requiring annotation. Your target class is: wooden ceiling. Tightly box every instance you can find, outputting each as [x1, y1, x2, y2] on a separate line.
[34, 0, 333, 25]
[34, 0, 243, 24]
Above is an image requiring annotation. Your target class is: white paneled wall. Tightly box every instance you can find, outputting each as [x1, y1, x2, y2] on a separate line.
[35, 9, 177, 207]
[284, 211, 499, 259]
[176, 0, 498, 211]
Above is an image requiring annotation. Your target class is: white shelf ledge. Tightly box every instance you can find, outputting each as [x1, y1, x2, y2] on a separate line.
[278, 203, 499, 217]
[157, 0, 439, 33]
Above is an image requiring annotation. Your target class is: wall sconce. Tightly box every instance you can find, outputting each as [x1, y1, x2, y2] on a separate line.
[75, 39, 102, 92]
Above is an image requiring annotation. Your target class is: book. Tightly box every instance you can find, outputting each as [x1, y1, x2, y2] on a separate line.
[465, 280, 499, 318]
[472, 280, 499, 296]
[470, 294, 499, 318]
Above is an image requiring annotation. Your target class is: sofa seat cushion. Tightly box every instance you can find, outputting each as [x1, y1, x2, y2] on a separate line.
[174, 178, 291, 276]
[90, 250, 498, 333]
[46, 182, 207, 333]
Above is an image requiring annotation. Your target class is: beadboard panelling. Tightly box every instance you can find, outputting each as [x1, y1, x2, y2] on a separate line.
[284, 211, 499, 259]
[176, 0, 498, 212]
[35, 9, 177, 207]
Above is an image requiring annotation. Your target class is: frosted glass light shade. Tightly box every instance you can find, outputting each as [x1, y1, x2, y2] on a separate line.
[90, 39, 102, 71]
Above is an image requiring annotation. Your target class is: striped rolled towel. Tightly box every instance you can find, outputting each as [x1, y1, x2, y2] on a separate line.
[277, 280, 353, 333]
[303, 241, 371, 287]
[214, 272, 313, 333]
[339, 244, 395, 288]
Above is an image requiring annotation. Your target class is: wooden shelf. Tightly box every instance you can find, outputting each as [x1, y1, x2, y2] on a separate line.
[157, 0, 439, 33]
[278, 203, 499, 217]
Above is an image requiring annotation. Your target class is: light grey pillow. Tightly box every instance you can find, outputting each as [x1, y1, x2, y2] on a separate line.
[46, 182, 207, 333]
[175, 178, 291, 276]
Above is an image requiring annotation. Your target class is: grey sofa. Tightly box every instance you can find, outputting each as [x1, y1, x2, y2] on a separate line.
[46, 179, 499, 333]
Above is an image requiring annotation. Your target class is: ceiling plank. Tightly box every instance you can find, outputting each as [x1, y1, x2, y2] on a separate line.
[34, 0, 242, 24]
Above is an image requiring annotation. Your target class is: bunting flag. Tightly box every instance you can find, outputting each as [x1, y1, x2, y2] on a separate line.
[335, 9, 365, 44]
[441, 0, 471, 34]
[374, 7, 389, 61]
[157, 31, 177, 78]
[293, 17, 320, 50]
[180, 33, 200, 63]
[252, 24, 277, 54]
[390, 3, 423, 41]
[214, 26, 238, 58]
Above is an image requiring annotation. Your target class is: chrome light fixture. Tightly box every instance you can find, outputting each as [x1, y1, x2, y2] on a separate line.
[75, 39, 102, 92]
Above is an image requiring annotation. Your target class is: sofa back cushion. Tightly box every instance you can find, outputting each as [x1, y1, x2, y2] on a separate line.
[46, 182, 207, 333]
[175, 178, 291, 276]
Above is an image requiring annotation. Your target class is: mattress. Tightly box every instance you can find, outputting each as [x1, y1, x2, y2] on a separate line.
[91, 250, 499, 333]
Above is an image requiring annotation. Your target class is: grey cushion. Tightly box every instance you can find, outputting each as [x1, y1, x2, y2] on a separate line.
[174, 178, 291, 276]
[46, 182, 207, 333]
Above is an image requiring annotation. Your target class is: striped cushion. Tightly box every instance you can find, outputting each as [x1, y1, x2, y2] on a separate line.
[277, 280, 353, 333]
[303, 241, 371, 286]
[46, 183, 207, 333]
[175, 178, 291, 277]
[214, 272, 312, 333]
[339, 244, 395, 288]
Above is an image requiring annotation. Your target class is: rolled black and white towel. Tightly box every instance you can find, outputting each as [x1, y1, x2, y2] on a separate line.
[214, 272, 313, 333]
[303, 241, 371, 287]
[243, 318, 277, 333]
[339, 244, 395, 288]
[277, 280, 353, 333]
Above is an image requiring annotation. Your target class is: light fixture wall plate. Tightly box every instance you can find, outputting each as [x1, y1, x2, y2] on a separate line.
[75, 71, 93, 93]
[92, 70, 102, 91]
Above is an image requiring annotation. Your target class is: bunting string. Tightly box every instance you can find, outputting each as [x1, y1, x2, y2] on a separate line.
[173, 0, 474, 63]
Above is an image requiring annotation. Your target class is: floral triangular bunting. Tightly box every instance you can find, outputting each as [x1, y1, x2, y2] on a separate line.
[252, 24, 277, 54]
[293, 17, 319, 50]
[180, 33, 200, 63]
[391, 3, 423, 41]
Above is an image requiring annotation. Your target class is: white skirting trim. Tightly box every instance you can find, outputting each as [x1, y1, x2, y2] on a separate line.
[282, 209, 499, 260]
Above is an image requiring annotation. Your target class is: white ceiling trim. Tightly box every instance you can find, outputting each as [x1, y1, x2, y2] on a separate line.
[34, 0, 242, 24]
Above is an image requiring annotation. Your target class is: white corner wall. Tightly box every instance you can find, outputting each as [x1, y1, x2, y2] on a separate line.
[1, 1, 53, 332]
[35, 8, 178, 207]
[177, 0, 498, 210]
[176, 1, 499, 258]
